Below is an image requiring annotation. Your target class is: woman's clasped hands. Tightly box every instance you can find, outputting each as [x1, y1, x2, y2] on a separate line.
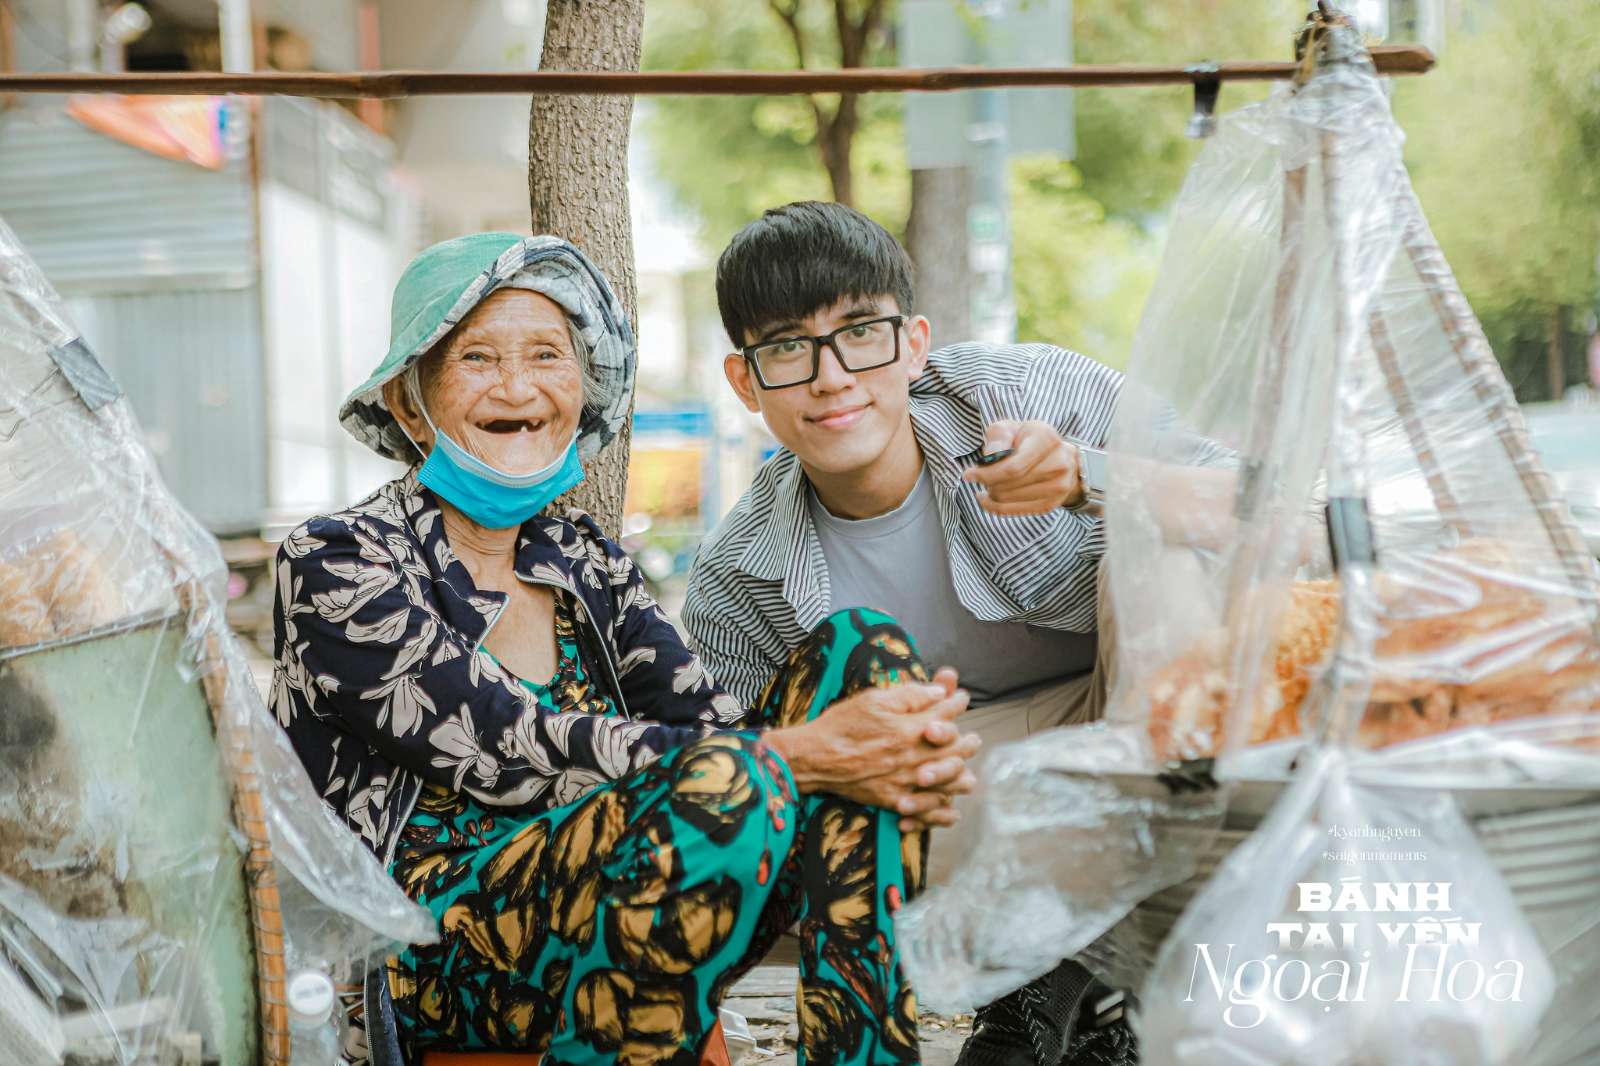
[764, 666, 980, 832]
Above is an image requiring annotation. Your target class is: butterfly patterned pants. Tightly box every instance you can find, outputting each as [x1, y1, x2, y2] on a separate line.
[387, 607, 932, 1066]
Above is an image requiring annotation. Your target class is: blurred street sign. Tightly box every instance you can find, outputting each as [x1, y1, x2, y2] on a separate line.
[634, 407, 712, 438]
[902, 0, 1072, 346]
[969, 240, 1006, 273]
[901, 0, 1074, 169]
[968, 204, 1003, 243]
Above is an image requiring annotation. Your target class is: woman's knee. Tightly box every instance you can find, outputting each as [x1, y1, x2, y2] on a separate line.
[755, 609, 929, 730]
[816, 608, 928, 693]
[662, 732, 793, 839]
[825, 601, 915, 643]
[788, 607, 911, 661]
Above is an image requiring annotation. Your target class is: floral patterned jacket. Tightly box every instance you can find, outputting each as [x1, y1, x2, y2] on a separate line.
[271, 470, 746, 865]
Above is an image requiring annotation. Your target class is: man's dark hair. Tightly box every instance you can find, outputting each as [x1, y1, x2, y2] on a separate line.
[715, 201, 915, 347]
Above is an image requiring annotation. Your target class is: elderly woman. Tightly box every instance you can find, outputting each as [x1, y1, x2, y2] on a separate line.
[272, 233, 979, 1065]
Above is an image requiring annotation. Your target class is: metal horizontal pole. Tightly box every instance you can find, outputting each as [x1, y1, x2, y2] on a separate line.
[0, 46, 1434, 98]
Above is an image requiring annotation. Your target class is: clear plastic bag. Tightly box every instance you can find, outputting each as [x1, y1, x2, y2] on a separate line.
[895, 724, 1226, 1011]
[0, 214, 433, 1065]
[1139, 748, 1556, 1066]
[1352, 712, 1600, 789]
[1111, 23, 1600, 762]
[897, 14, 1600, 1031]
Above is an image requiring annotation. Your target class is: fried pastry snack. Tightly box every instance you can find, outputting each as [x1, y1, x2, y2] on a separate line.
[1147, 541, 1600, 757]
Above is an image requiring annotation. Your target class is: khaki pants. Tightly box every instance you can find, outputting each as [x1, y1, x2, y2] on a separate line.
[927, 563, 1115, 888]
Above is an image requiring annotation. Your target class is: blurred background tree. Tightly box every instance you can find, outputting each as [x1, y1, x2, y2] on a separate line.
[640, 0, 906, 243]
[640, 0, 1600, 396]
[532, 0, 645, 534]
[1393, 0, 1600, 400]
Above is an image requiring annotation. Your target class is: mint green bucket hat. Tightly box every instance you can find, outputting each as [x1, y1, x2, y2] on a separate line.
[339, 232, 636, 463]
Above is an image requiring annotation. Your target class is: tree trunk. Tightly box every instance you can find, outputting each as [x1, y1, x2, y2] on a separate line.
[1547, 303, 1567, 402]
[817, 94, 858, 205]
[529, 0, 643, 536]
[905, 167, 973, 342]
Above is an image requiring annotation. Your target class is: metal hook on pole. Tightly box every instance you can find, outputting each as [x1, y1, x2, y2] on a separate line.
[1185, 62, 1221, 138]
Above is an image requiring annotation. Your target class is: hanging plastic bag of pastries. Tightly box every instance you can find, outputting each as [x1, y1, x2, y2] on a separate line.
[898, 9, 1600, 1024]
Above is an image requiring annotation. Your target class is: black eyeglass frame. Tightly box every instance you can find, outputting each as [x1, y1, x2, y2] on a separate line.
[740, 314, 906, 390]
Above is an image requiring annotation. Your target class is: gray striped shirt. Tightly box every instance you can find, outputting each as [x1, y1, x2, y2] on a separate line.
[683, 341, 1124, 710]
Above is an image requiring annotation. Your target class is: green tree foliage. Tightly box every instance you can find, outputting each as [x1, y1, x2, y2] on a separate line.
[641, 0, 1600, 387]
[1009, 156, 1153, 367]
[1068, 0, 1287, 223]
[1393, 1, 1600, 398]
[640, 1, 1299, 365]
[640, 0, 905, 244]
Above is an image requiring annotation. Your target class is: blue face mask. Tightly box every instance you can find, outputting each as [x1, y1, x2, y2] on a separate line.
[405, 378, 585, 529]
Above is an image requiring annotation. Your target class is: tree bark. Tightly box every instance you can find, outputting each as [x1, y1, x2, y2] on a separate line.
[1547, 303, 1567, 402]
[768, 0, 887, 207]
[905, 166, 973, 342]
[817, 96, 857, 204]
[529, 0, 643, 536]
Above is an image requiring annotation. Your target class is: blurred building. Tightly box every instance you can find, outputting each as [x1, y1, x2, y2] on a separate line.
[0, 0, 769, 549]
[0, 0, 428, 535]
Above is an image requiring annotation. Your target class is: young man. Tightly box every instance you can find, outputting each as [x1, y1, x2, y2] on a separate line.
[683, 201, 1129, 1065]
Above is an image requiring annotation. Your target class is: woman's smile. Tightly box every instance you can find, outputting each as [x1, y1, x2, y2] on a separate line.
[460, 410, 564, 470]
[477, 417, 546, 435]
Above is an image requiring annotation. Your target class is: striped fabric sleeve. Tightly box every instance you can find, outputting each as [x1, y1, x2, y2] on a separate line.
[681, 559, 777, 714]
[1013, 343, 1124, 446]
[1000, 346, 1122, 629]
[1147, 402, 1240, 470]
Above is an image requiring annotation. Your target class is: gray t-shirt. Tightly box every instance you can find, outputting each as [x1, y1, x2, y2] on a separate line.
[807, 468, 1096, 706]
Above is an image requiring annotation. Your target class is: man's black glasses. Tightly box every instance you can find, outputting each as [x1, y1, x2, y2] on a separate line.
[741, 315, 904, 390]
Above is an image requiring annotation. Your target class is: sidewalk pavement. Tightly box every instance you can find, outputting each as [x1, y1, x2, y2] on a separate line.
[726, 966, 971, 1066]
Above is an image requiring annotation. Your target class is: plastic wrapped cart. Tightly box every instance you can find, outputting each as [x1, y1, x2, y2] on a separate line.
[0, 216, 435, 1065]
[898, 11, 1600, 1064]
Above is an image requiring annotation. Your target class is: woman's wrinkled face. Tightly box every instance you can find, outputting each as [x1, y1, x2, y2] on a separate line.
[390, 289, 583, 473]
